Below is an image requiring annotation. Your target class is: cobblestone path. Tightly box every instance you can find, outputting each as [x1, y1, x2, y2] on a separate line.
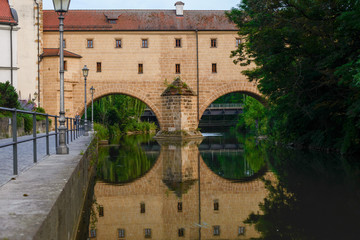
[0, 132, 81, 186]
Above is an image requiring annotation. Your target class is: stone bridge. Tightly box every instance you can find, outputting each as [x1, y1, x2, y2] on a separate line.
[40, 9, 263, 137]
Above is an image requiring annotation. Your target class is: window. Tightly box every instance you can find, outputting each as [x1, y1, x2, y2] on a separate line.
[63, 39, 66, 48]
[178, 202, 183, 212]
[109, 20, 116, 24]
[175, 38, 181, 47]
[213, 226, 220, 236]
[238, 226, 245, 235]
[178, 228, 185, 237]
[142, 39, 148, 48]
[118, 229, 125, 239]
[138, 64, 143, 74]
[99, 205, 104, 217]
[175, 64, 181, 74]
[214, 200, 219, 211]
[87, 39, 93, 48]
[145, 228, 151, 238]
[236, 38, 241, 47]
[63, 61, 67, 71]
[212, 63, 217, 73]
[96, 62, 101, 72]
[116, 39, 122, 48]
[211, 38, 217, 48]
[89, 229, 96, 238]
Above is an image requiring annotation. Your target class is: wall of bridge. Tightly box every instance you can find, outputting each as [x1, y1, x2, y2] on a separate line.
[41, 31, 261, 131]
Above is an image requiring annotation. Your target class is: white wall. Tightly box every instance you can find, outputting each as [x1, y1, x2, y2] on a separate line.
[11, 0, 41, 101]
[0, 25, 19, 89]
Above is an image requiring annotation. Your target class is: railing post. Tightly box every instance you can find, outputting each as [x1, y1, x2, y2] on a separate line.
[12, 109, 18, 175]
[33, 113, 37, 163]
[46, 115, 50, 155]
[66, 118, 69, 144]
[70, 118, 73, 142]
[55, 116, 58, 148]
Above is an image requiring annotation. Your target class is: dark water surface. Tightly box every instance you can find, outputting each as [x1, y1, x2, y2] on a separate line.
[83, 128, 360, 240]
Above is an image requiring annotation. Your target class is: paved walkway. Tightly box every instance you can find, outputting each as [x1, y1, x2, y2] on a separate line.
[0, 132, 81, 186]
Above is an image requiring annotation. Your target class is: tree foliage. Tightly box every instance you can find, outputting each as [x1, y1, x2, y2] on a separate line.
[227, 0, 360, 153]
[89, 95, 157, 136]
[0, 81, 19, 109]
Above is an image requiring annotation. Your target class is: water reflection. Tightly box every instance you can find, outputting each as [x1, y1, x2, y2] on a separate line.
[90, 133, 268, 239]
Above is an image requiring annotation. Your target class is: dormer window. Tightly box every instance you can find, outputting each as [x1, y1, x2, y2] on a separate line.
[104, 13, 120, 24]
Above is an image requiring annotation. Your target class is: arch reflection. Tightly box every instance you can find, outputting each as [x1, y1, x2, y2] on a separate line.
[90, 134, 270, 239]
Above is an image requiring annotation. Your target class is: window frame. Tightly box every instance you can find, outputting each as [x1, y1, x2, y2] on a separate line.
[214, 200, 219, 211]
[178, 228, 185, 237]
[138, 64, 144, 74]
[238, 226, 245, 236]
[175, 64, 181, 74]
[211, 38, 217, 48]
[96, 62, 102, 72]
[175, 38, 181, 48]
[213, 225, 220, 236]
[87, 39, 94, 48]
[63, 39, 66, 48]
[115, 39, 122, 48]
[118, 228, 126, 239]
[144, 228, 152, 238]
[142, 39, 149, 48]
[212, 63, 217, 73]
[99, 205, 104, 217]
[178, 202, 183, 212]
[236, 38, 241, 47]
[89, 229, 97, 238]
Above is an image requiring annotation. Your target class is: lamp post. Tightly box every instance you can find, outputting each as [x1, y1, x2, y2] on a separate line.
[53, 0, 71, 154]
[82, 65, 89, 136]
[90, 86, 95, 131]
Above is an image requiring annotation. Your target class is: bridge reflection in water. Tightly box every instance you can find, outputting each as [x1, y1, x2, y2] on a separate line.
[91, 136, 270, 240]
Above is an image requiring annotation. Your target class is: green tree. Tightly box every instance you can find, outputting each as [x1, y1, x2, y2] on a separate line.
[227, 0, 360, 153]
[0, 81, 19, 109]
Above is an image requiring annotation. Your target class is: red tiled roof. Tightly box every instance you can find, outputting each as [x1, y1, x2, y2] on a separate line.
[43, 10, 237, 31]
[0, 0, 16, 24]
[41, 48, 82, 58]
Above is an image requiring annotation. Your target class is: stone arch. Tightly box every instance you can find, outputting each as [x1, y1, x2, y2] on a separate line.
[76, 84, 162, 129]
[199, 82, 265, 119]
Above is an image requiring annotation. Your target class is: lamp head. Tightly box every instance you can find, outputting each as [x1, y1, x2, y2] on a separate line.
[52, 0, 71, 13]
[82, 65, 89, 78]
[90, 86, 95, 94]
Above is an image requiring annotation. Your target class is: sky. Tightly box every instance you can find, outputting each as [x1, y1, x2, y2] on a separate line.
[43, 0, 241, 10]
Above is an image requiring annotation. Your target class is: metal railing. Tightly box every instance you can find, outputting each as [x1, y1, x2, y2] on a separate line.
[207, 103, 243, 109]
[0, 107, 85, 175]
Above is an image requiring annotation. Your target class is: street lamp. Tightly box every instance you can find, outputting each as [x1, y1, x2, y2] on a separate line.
[90, 86, 95, 131]
[82, 65, 89, 136]
[53, 0, 71, 154]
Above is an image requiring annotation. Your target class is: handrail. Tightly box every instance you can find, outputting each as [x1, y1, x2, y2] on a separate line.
[0, 106, 85, 175]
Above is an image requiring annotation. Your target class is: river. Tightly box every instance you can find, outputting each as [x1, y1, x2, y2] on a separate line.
[81, 127, 360, 240]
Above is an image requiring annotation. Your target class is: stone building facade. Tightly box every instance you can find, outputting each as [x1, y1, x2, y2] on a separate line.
[41, 2, 261, 134]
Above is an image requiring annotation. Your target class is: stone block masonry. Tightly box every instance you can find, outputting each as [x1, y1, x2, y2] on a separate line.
[0, 134, 97, 240]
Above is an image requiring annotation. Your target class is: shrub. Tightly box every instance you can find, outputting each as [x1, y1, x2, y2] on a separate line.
[0, 81, 19, 109]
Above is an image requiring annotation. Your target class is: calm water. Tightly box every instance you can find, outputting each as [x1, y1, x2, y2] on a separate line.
[84, 128, 360, 240]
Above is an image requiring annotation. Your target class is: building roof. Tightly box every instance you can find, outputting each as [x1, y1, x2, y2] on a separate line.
[41, 48, 82, 58]
[43, 9, 237, 31]
[0, 0, 17, 25]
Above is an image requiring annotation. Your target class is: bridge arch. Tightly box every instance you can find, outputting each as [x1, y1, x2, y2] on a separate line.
[76, 84, 162, 128]
[199, 82, 265, 119]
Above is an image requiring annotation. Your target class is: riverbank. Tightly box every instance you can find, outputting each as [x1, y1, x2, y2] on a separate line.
[0, 134, 97, 240]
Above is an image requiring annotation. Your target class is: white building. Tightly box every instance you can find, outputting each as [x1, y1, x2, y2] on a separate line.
[9, 0, 42, 103]
[0, 0, 19, 90]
